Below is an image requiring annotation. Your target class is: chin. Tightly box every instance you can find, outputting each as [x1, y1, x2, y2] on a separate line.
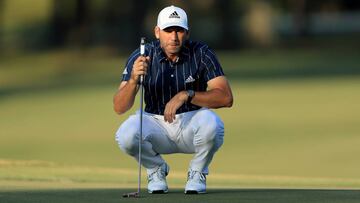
[170, 47, 181, 54]
[170, 50, 180, 54]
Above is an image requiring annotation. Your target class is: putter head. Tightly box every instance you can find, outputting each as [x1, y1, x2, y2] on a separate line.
[122, 192, 140, 198]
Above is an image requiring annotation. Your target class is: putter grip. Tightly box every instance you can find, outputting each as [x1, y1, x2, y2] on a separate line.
[140, 37, 146, 84]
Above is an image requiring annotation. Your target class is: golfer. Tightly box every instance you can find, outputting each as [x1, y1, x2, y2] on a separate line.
[114, 5, 233, 194]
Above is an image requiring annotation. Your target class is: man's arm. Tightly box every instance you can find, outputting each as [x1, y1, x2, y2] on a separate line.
[113, 56, 150, 114]
[113, 80, 138, 114]
[190, 76, 233, 108]
[164, 76, 233, 122]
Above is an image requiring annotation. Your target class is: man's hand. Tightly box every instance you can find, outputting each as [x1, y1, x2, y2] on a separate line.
[113, 55, 150, 115]
[164, 91, 188, 123]
[130, 56, 150, 83]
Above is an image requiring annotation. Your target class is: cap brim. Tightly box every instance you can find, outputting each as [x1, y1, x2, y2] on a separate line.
[159, 23, 188, 30]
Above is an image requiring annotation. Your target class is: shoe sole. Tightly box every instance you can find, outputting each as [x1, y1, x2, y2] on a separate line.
[148, 190, 168, 194]
[185, 190, 206, 194]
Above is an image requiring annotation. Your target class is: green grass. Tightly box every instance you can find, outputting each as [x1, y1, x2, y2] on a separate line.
[218, 48, 360, 78]
[1, 77, 360, 189]
[1, 188, 360, 203]
[0, 50, 122, 91]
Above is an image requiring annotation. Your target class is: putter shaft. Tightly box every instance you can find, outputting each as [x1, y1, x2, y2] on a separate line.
[138, 37, 146, 195]
[123, 37, 146, 199]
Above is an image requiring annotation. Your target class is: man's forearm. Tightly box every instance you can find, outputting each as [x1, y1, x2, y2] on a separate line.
[190, 88, 233, 109]
[113, 80, 138, 114]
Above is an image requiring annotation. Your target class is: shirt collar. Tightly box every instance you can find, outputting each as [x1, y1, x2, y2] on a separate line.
[155, 40, 190, 63]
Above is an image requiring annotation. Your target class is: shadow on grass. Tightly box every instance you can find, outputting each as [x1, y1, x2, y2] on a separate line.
[1, 188, 359, 203]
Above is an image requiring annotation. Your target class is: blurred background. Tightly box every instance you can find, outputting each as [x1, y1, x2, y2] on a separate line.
[1, 0, 360, 189]
[1, 0, 360, 51]
[1, 0, 360, 90]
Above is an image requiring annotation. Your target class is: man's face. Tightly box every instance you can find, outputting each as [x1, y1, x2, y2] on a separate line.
[155, 26, 189, 57]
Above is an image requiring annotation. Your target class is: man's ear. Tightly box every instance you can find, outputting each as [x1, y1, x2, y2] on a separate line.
[154, 26, 160, 39]
[186, 30, 190, 40]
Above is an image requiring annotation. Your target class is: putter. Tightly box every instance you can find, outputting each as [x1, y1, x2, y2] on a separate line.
[123, 37, 146, 198]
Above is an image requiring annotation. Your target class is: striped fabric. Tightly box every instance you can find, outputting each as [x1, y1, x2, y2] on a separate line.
[121, 40, 225, 115]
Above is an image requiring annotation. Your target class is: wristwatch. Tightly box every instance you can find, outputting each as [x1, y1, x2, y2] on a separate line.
[186, 90, 195, 103]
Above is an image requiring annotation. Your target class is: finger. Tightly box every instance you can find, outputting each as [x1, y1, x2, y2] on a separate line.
[139, 56, 150, 62]
[163, 107, 169, 122]
[142, 61, 147, 68]
[167, 110, 173, 123]
[134, 56, 145, 64]
[137, 71, 146, 76]
[170, 109, 175, 122]
[165, 113, 171, 123]
[168, 105, 176, 123]
[167, 114, 173, 123]
[135, 63, 147, 73]
[139, 58, 148, 68]
[172, 111, 176, 121]
[141, 64, 148, 75]
[164, 105, 173, 123]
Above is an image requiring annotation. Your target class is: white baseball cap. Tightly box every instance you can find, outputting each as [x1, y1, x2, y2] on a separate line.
[157, 5, 188, 30]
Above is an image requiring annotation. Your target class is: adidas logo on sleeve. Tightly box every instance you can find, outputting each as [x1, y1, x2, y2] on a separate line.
[185, 75, 195, 83]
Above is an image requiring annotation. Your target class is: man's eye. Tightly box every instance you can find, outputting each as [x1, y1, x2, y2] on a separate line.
[163, 27, 185, 33]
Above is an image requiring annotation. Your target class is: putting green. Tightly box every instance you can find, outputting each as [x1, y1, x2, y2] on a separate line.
[1, 188, 360, 203]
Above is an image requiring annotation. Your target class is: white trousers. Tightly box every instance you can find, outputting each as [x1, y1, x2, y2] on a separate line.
[115, 108, 224, 174]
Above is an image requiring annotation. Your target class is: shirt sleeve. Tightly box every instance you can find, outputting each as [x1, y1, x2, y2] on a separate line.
[200, 47, 225, 82]
[121, 48, 140, 81]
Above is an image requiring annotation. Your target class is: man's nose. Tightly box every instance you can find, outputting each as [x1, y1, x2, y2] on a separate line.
[170, 31, 178, 40]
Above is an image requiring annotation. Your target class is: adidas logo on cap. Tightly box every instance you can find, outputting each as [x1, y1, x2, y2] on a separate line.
[169, 11, 180, 19]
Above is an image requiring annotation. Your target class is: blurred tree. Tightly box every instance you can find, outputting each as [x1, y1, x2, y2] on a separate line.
[103, 0, 149, 50]
[243, 1, 276, 47]
[0, 0, 4, 53]
[103, 0, 122, 46]
[50, 0, 73, 47]
[71, 0, 91, 47]
[3, 0, 360, 53]
[289, 0, 310, 37]
[343, 0, 360, 10]
[50, 0, 153, 50]
[215, 0, 240, 49]
[50, 0, 91, 48]
[132, 0, 150, 39]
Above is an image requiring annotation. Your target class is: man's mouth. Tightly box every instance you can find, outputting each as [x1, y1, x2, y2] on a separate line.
[169, 42, 180, 46]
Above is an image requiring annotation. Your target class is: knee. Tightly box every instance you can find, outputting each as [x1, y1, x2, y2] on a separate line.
[115, 116, 139, 155]
[194, 110, 224, 146]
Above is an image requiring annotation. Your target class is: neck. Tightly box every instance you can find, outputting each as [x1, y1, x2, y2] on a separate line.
[167, 54, 179, 62]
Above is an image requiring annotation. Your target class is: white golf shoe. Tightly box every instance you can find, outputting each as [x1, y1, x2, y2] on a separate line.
[147, 163, 169, 194]
[184, 170, 206, 194]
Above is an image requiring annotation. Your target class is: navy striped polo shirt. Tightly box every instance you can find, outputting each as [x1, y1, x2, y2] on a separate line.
[121, 40, 225, 115]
